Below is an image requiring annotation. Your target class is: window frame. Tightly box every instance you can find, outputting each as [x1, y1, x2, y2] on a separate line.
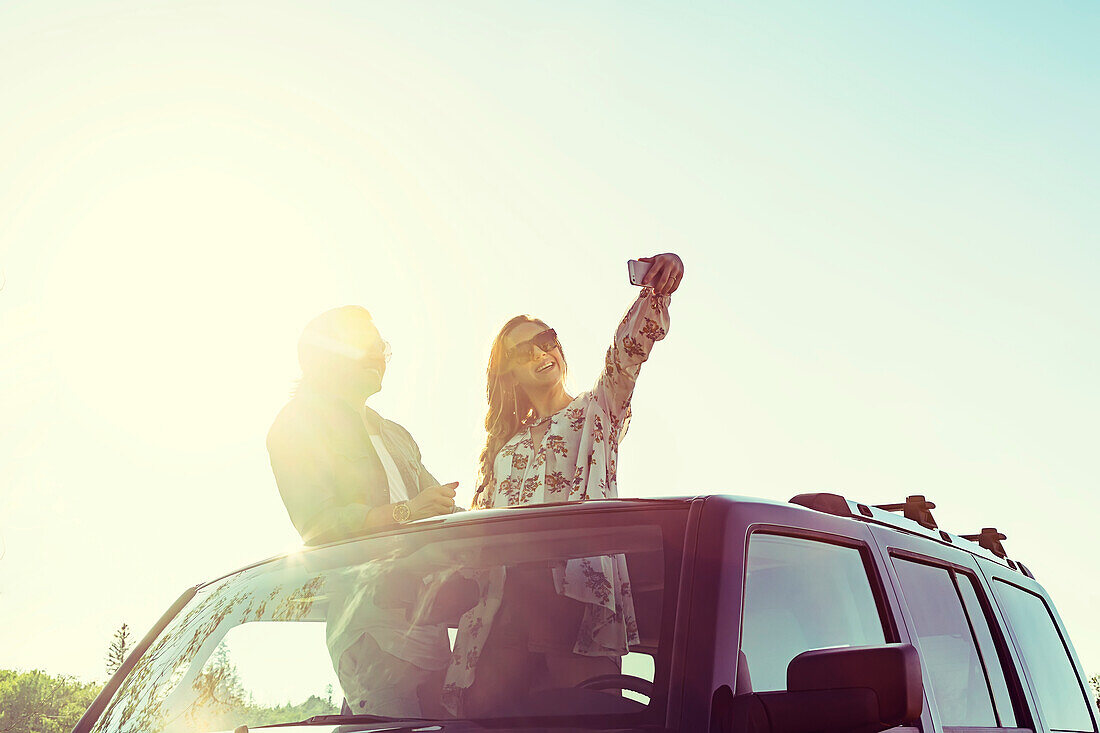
[736, 525, 898, 693]
[748, 526, 901, 642]
[987, 574, 1098, 733]
[869, 523, 1035, 733]
[889, 549, 1026, 731]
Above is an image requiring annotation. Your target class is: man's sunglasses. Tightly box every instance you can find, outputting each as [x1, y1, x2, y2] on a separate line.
[367, 340, 393, 364]
[301, 331, 392, 363]
[505, 328, 559, 364]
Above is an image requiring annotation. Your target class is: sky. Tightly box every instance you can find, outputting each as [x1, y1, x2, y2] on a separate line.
[1, 0, 1098, 694]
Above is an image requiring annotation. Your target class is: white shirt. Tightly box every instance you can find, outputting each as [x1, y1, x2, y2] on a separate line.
[369, 434, 411, 502]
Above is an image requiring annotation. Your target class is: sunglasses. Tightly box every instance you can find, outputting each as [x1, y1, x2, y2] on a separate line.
[505, 328, 559, 364]
[301, 331, 391, 363]
[367, 340, 393, 364]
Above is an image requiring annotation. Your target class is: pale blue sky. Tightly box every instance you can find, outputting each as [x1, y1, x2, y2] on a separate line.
[1, 0, 1097, 686]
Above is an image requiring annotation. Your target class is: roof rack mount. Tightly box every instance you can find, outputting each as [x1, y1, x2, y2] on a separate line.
[961, 527, 1008, 559]
[874, 494, 938, 529]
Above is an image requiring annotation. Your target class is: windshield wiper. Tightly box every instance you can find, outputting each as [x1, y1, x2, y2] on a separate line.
[257, 714, 431, 727]
[449, 716, 661, 730]
[260, 712, 662, 730]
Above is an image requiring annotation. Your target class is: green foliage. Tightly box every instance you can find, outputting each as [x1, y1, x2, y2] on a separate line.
[0, 663, 337, 733]
[1090, 674, 1100, 713]
[181, 642, 338, 730]
[202, 694, 338, 728]
[0, 669, 101, 733]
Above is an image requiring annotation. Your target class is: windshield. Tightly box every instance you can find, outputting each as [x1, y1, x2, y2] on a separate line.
[90, 507, 685, 732]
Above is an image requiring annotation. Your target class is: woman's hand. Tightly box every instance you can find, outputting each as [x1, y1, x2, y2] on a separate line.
[639, 253, 684, 295]
[408, 481, 458, 520]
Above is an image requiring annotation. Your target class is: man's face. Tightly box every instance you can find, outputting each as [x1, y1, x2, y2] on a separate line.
[342, 318, 389, 393]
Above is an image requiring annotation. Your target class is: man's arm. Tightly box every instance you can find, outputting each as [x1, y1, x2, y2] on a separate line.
[391, 420, 465, 514]
[269, 411, 456, 543]
[267, 420, 366, 544]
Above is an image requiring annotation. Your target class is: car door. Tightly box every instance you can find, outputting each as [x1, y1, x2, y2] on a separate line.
[686, 498, 912, 733]
[870, 525, 1032, 733]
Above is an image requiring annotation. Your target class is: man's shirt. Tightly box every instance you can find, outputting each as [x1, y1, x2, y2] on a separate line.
[267, 387, 439, 545]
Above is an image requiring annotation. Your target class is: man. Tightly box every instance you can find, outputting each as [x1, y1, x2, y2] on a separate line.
[267, 305, 459, 716]
[268, 305, 458, 543]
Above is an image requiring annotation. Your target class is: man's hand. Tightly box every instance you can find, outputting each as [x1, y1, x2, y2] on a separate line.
[639, 253, 685, 295]
[408, 481, 458, 520]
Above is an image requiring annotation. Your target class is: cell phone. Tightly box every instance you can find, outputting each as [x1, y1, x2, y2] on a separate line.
[627, 259, 652, 286]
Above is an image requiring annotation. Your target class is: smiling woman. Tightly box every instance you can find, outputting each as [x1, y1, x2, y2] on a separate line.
[443, 252, 684, 715]
[473, 252, 683, 510]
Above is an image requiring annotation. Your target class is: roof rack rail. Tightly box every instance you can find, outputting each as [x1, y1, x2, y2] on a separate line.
[788, 493, 1028, 575]
[874, 495, 937, 529]
[961, 528, 1008, 559]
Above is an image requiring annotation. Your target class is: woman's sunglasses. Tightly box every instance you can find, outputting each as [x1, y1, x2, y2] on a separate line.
[505, 328, 559, 364]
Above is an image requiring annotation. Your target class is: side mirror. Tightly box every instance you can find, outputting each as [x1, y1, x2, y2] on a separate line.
[723, 644, 923, 733]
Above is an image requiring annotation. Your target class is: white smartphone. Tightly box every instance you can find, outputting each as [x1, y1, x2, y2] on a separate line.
[627, 259, 652, 286]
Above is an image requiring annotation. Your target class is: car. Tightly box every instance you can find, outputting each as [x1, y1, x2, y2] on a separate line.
[72, 493, 1097, 733]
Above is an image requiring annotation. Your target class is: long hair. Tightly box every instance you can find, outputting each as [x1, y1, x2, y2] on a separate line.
[474, 315, 568, 504]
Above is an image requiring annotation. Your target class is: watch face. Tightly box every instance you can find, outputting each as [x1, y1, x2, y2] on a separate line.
[392, 502, 411, 524]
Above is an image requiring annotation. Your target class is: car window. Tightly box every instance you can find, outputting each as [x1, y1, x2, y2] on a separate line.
[740, 533, 886, 691]
[993, 580, 1095, 733]
[192, 623, 342, 725]
[956, 575, 1018, 726]
[892, 559, 1016, 727]
[88, 515, 681, 732]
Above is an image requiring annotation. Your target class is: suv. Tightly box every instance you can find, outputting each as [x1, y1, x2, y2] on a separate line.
[73, 494, 1097, 733]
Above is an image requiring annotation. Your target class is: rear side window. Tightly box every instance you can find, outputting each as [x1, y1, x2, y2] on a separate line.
[892, 559, 1016, 727]
[993, 580, 1095, 732]
[741, 534, 886, 691]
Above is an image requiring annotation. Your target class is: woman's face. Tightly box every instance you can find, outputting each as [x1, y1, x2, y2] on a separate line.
[503, 321, 565, 392]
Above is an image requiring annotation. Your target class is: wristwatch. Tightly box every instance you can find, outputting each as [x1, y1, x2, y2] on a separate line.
[391, 500, 412, 524]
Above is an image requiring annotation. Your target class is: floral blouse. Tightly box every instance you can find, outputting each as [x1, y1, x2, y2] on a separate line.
[441, 288, 671, 712]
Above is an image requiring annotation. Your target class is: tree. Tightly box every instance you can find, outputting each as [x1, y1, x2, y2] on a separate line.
[105, 623, 132, 676]
[1090, 674, 1100, 713]
[185, 644, 337, 729]
[192, 644, 248, 712]
[185, 644, 249, 729]
[0, 662, 337, 732]
[0, 669, 101, 733]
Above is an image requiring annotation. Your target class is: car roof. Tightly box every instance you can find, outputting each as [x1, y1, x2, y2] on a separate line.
[195, 493, 1032, 589]
[195, 496, 701, 588]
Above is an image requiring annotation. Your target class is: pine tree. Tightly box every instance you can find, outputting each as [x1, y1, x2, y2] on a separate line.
[105, 623, 132, 676]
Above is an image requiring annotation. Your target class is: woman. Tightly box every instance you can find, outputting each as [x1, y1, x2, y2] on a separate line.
[441, 253, 684, 715]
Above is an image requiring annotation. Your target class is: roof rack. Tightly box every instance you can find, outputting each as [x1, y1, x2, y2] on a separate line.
[961, 528, 1007, 559]
[874, 494, 937, 529]
[788, 492, 1028, 575]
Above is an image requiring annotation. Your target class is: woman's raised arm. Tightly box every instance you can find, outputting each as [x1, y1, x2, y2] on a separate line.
[593, 253, 683, 434]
